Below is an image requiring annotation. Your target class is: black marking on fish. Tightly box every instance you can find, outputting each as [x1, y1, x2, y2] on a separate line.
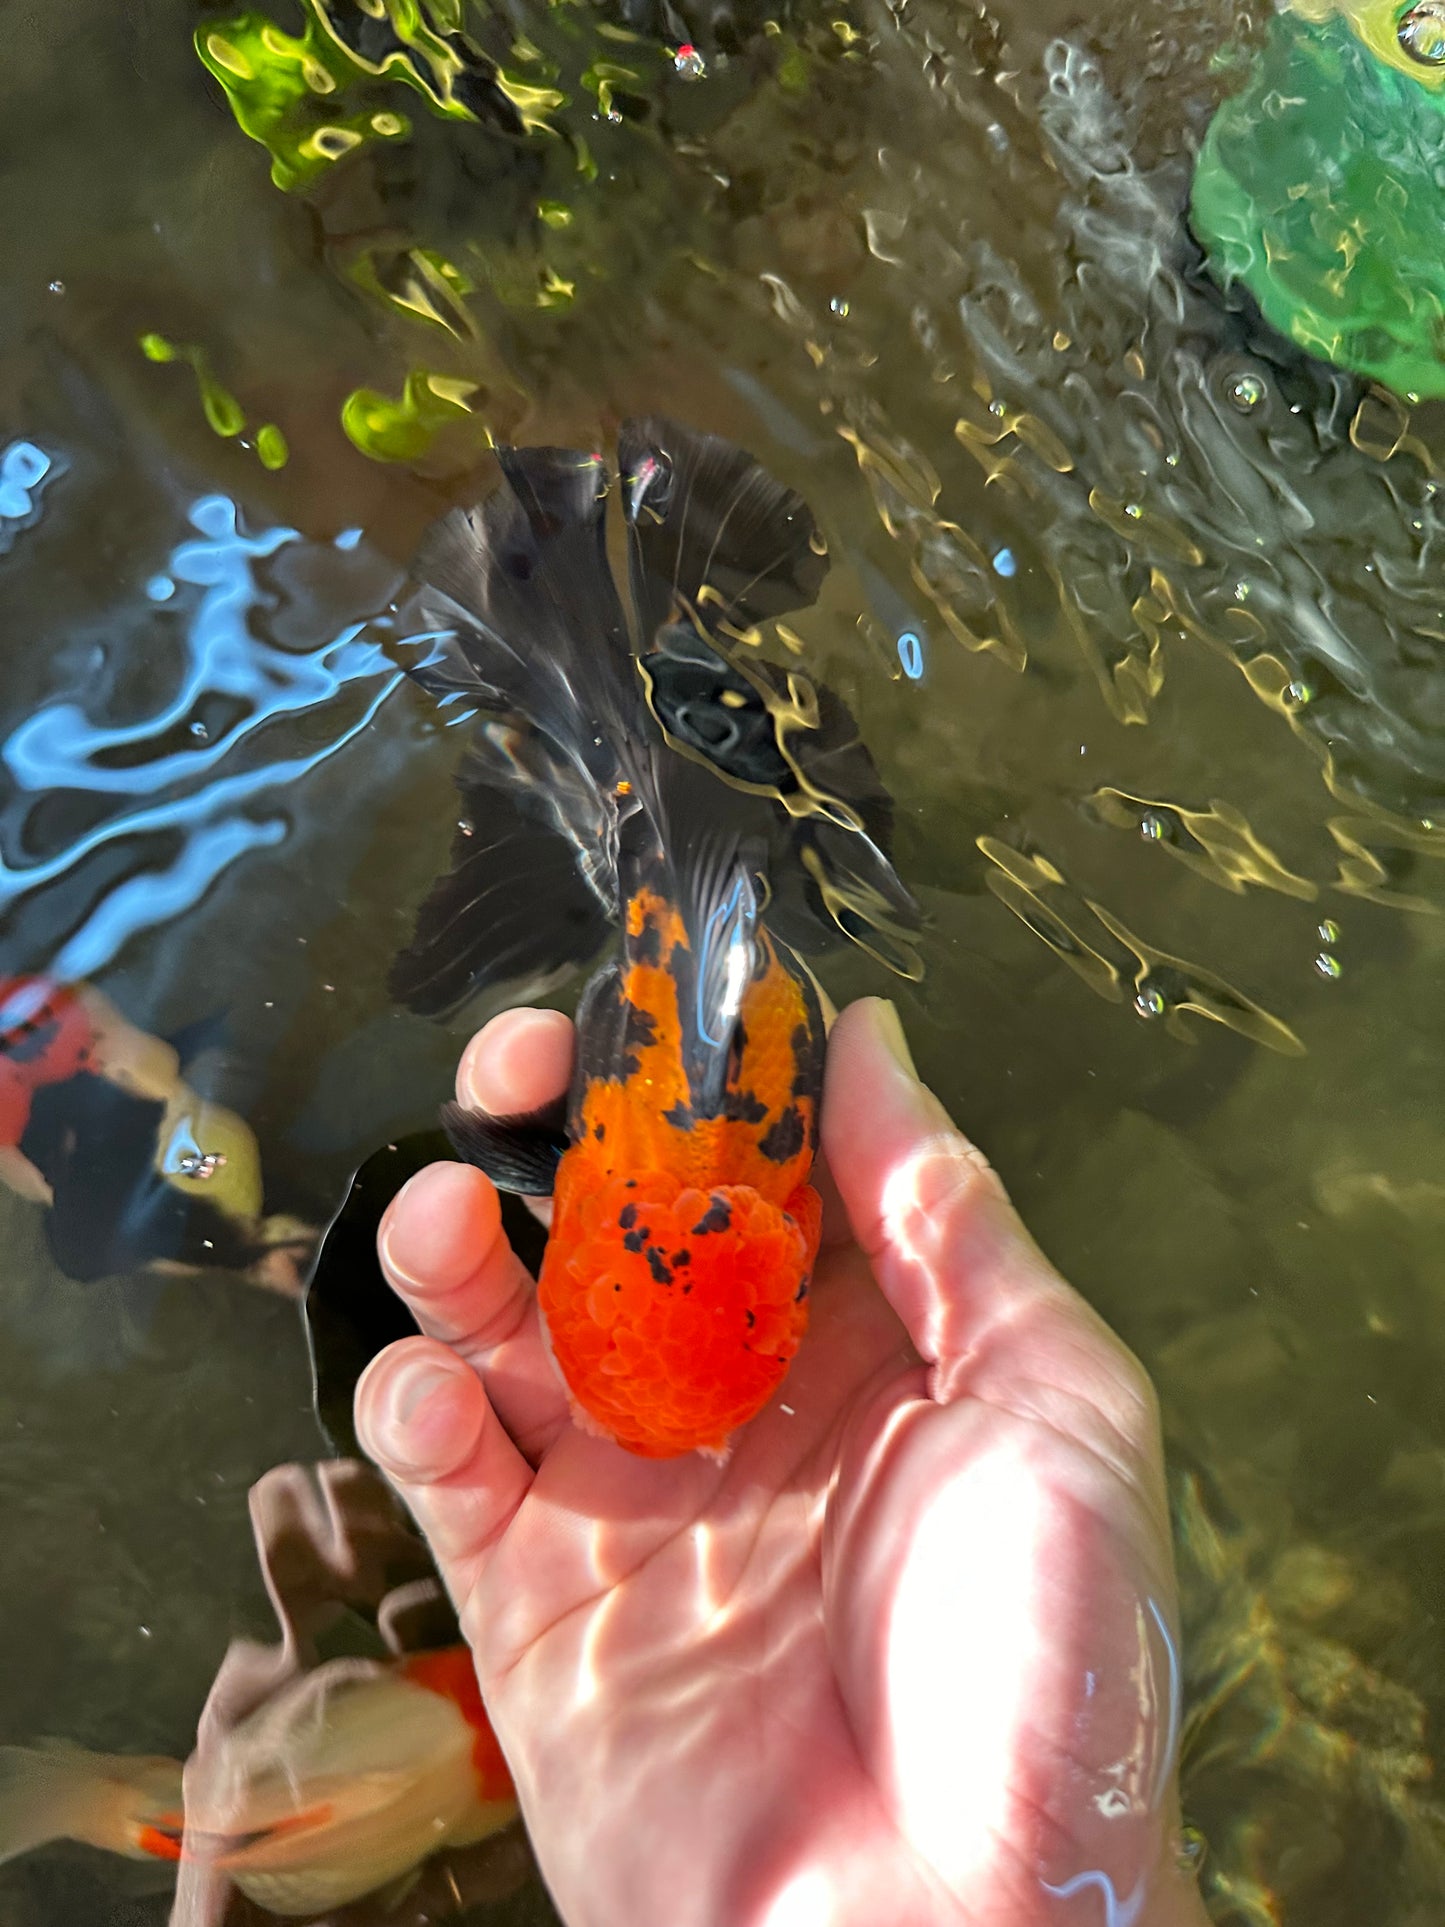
[663, 1099, 695, 1131]
[725, 1021, 748, 1090]
[744, 1309, 756, 1329]
[623, 1224, 650, 1253]
[757, 1106, 805, 1164]
[722, 1088, 768, 1125]
[645, 1246, 673, 1285]
[631, 914, 664, 967]
[692, 1195, 732, 1236]
[672, 1248, 691, 1267]
[794, 1279, 809, 1302]
[594, 1121, 606, 1142]
[624, 1003, 659, 1053]
[619, 1202, 638, 1230]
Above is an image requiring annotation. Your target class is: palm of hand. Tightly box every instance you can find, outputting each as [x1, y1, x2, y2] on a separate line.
[357, 1003, 1201, 1927]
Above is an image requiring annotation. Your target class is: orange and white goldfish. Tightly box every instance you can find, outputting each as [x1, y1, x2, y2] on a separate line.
[388, 418, 920, 1457]
[0, 1643, 516, 1917]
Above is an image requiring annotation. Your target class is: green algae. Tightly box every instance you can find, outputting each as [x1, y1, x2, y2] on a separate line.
[195, 0, 533, 192]
[340, 367, 480, 461]
[138, 333, 288, 467]
[1193, 9, 1445, 399]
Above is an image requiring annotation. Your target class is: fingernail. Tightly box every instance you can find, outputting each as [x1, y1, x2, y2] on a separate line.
[873, 999, 917, 1078]
[391, 1355, 464, 1427]
[361, 1350, 482, 1478]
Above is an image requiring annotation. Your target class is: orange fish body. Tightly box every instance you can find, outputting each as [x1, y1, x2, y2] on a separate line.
[540, 886, 823, 1458]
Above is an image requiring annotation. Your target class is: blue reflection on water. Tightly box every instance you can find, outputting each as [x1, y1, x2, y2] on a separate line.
[1040, 1868, 1143, 1927]
[0, 441, 55, 554]
[1, 493, 403, 980]
[1038, 1598, 1179, 1926]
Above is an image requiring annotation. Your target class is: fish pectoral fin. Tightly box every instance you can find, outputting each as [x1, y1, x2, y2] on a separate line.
[441, 1098, 567, 1196]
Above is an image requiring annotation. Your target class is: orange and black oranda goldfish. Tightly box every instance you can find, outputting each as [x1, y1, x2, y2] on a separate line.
[389, 419, 920, 1459]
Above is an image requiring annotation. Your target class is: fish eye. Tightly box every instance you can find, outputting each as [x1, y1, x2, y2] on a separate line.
[1399, 0, 1445, 64]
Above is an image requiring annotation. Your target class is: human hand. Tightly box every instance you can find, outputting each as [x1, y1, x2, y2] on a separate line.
[355, 999, 1208, 1927]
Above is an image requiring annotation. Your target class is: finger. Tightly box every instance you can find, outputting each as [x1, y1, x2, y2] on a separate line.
[379, 1161, 569, 1459]
[457, 1007, 574, 1230]
[356, 1336, 532, 1605]
[822, 1000, 1160, 1479]
[457, 1006, 573, 1115]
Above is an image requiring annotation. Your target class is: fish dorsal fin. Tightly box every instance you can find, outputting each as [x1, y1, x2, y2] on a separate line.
[618, 417, 827, 646]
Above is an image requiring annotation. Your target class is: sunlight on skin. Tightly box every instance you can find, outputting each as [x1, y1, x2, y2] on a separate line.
[885, 1443, 1044, 1895]
[762, 1868, 834, 1927]
[356, 1000, 1212, 1927]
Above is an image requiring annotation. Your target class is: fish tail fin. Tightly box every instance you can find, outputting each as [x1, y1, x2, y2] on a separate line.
[618, 418, 925, 975]
[391, 444, 634, 1018]
[0, 1743, 185, 1864]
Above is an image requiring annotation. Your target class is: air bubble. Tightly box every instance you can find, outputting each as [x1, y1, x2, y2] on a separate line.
[1285, 679, 1313, 707]
[673, 42, 707, 79]
[829, 296, 850, 318]
[1139, 811, 1165, 841]
[189, 720, 209, 742]
[1317, 919, 1340, 945]
[1123, 501, 1142, 520]
[1134, 987, 1166, 1019]
[1315, 952, 1342, 981]
[1399, 0, 1445, 63]
[1226, 372, 1265, 412]
[47, 279, 65, 296]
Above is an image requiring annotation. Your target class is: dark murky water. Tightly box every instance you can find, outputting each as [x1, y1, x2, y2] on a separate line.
[4, 1, 1445, 1921]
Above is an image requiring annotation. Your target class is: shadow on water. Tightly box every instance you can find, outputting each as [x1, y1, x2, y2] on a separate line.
[3, 0, 1445, 1921]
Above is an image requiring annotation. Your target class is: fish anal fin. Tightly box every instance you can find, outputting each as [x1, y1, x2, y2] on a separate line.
[441, 1099, 568, 1196]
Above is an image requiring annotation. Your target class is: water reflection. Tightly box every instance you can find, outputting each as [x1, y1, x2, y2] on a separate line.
[3, 0, 1445, 1921]
[2, 494, 401, 983]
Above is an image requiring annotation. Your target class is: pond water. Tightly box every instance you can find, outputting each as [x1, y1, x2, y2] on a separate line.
[3, 1, 1444, 1922]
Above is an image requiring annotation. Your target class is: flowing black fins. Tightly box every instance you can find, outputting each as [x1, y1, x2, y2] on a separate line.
[410, 442, 637, 761]
[388, 788, 610, 1016]
[391, 443, 641, 1017]
[389, 732, 614, 1018]
[639, 599, 925, 975]
[619, 417, 828, 645]
[441, 1093, 570, 1196]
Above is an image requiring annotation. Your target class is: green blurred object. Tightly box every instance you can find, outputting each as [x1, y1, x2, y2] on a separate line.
[1192, 6, 1445, 399]
[340, 367, 479, 461]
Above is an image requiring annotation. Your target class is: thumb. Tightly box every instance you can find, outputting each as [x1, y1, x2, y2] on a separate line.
[821, 1000, 1151, 1439]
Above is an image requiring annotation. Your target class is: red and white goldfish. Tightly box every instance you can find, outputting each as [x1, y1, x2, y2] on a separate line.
[388, 418, 919, 1458]
[0, 973, 312, 1291]
[0, 1643, 516, 1917]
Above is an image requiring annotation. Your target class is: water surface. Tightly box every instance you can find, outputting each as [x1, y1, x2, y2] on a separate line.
[3, 2, 1444, 1922]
